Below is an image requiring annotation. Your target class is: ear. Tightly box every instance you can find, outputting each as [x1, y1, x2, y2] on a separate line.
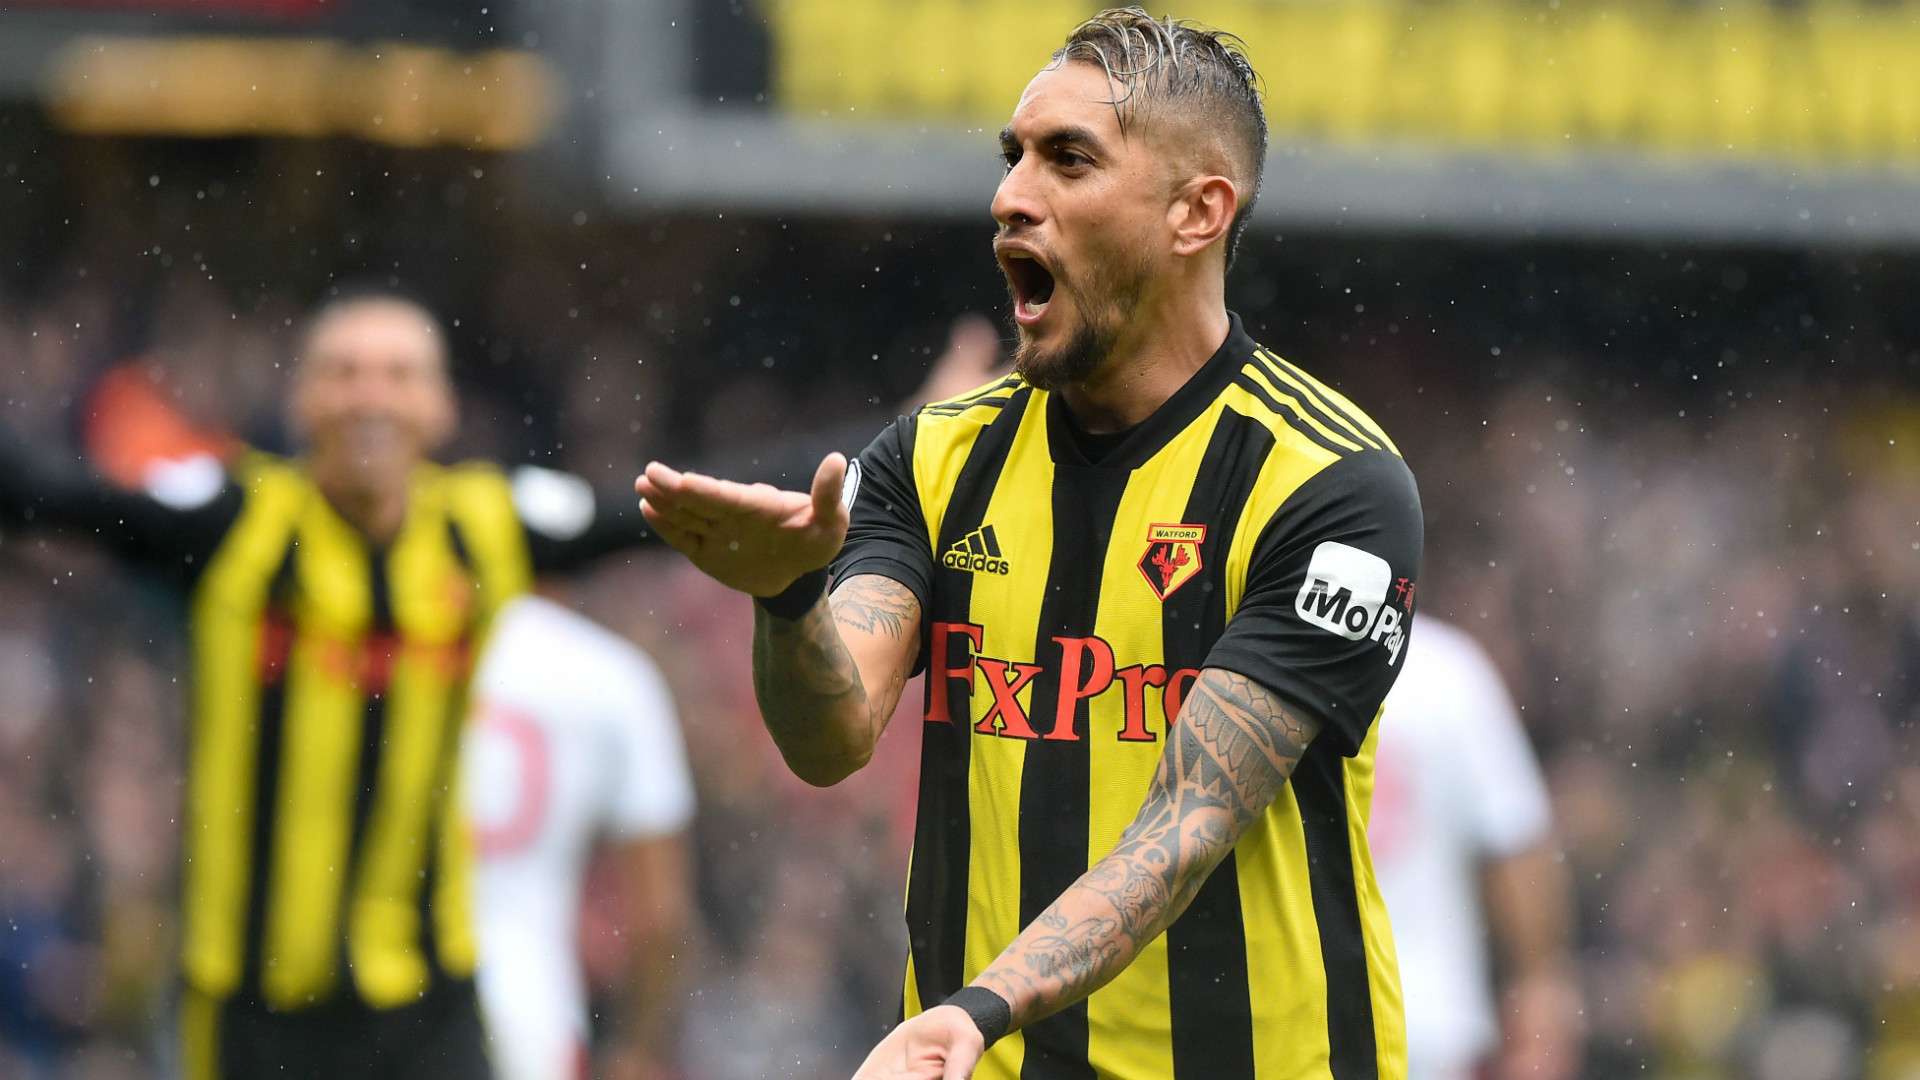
[1168, 174, 1239, 259]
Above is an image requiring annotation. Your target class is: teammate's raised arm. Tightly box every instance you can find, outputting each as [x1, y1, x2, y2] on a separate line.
[635, 451, 923, 786]
[0, 419, 243, 582]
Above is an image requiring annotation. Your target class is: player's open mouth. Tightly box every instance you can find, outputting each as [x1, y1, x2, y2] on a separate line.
[1003, 251, 1056, 326]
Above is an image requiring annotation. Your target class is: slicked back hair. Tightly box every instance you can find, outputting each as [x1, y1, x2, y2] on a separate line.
[1053, 6, 1268, 269]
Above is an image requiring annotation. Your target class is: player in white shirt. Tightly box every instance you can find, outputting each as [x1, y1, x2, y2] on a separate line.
[464, 593, 696, 1080]
[1371, 617, 1584, 1080]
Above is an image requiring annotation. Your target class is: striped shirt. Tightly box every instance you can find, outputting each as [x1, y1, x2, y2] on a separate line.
[832, 313, 1422, 1080]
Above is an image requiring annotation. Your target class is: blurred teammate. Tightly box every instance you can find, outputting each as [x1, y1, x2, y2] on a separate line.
[458, 311, 1006, 1076]
[1371, 619, 1584, 1080]
[0, 288, 650, 1079]
[638, 9, 1422, 1079]
[464, 313, 1003, 1080]
[463, 586, 695, 1080]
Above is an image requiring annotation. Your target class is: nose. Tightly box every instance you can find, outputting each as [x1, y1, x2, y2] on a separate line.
[991, 159, 1044, 231]
[337, 361, 394, 412]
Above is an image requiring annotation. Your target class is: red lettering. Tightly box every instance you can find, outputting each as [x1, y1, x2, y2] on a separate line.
[926, 621, 983, 725]
[1047, 635, 1116, 741]
[257, 613, 295, 683]
[1163, 667, 1201, 726]
[1114, 664, 1168, 742]
[975, 658, 1044, 739]
[362, 631, 399, 693]
[315, 638, 356, 681]
[437, 639, 474, 680]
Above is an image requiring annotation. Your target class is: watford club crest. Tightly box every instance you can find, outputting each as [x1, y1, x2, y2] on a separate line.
[1138, 523, 1206, 601]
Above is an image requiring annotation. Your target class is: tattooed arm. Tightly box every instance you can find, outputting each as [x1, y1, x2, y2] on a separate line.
[751, 574, 922, 786]
[850, 667, 1316, 1077]
[635, 454, 924, 788]
[969, 667, 1317, 1024]
[856, 669, 1316, 1073]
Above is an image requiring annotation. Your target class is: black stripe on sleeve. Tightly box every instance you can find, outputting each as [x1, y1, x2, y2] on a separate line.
[1254, 350, 1385, 452]
[1231, 372, 1357, 460]
[1163, 408, 1272, 1079]
[923, 376, 1023, 412]
[1295, 740, 1379, 1080]
[1016, 463, 1130, 1080]
[923, 395, 1014, 415]
[909, 388, 1031, 1011]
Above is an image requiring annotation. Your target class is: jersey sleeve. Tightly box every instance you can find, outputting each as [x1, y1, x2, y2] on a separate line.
[605, 648, 696, 840]
[510, 465, 658, 573]
[829, 415, 932, 610]
[1206, 449, 1423, 757]
[1449, 632, 1554, 856]
[0, 425, 242, 583]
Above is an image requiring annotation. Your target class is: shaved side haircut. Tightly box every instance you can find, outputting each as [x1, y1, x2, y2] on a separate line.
[1053, 7, 1269, 268]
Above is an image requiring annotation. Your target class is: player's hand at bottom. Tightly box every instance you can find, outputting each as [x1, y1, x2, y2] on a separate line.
[634, 452, 850, 597]
[851, 1006, 986, 1080]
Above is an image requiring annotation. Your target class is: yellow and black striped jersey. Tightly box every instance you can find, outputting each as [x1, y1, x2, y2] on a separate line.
[0, 443, 652, 1014]
[179, 453, 534, 1013]
[832, 314, 1422, 1080]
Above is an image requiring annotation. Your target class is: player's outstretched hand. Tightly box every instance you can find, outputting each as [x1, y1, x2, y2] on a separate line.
[850, 1006, 985, 1080]
[634, 452, 850, 597]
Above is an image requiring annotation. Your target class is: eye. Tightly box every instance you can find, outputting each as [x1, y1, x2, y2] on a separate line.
[1057, 150, 1091, 169]
[1000, 148, 1020, 172]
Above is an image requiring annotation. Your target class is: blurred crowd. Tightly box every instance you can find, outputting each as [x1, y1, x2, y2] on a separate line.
[0, 134, 1916, 1079]
[1398, 368, 1920, 1080]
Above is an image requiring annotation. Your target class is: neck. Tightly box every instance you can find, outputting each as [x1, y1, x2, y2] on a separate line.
[1056, 284, 1230, 434]
[308, 454, 412, 543]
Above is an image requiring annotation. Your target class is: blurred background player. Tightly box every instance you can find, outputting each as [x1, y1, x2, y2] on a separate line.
[0, 288, 652, 1079]
[0, 287, 1003, 1079]
[1371, 617, 1584, 1080]
[460, 313, 1003, 1080]
[463, 580, 696, 1080]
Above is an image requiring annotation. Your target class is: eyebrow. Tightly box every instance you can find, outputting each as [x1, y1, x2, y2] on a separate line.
[999, 124, 1111, 159]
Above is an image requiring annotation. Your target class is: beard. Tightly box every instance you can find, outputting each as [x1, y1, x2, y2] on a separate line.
[1013, 318, 1107, 391]
[1008, 248, 1149, 392]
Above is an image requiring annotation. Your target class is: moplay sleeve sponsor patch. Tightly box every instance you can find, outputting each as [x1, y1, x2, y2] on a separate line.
[1294, 540, 1392, 640]
[1204, 450, 1424, 757]
[1294, 539, 1409, 664]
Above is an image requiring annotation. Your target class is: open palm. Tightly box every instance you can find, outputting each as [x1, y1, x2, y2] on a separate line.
[634, 452, 850, 597]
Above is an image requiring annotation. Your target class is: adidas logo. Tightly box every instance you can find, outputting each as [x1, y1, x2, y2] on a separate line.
[943, 525, 1011, 576]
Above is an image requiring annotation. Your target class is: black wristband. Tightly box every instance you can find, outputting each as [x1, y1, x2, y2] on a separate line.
[753, 566, 829, 620]
[941, 986, 1012, 1048]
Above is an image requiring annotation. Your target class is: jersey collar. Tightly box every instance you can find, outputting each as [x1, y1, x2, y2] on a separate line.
[1043, 310, 1255, 470]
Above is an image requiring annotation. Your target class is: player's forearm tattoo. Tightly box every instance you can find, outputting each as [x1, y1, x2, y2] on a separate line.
[751, 574, 918, 783]
[973, 668, 1319, 1027]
